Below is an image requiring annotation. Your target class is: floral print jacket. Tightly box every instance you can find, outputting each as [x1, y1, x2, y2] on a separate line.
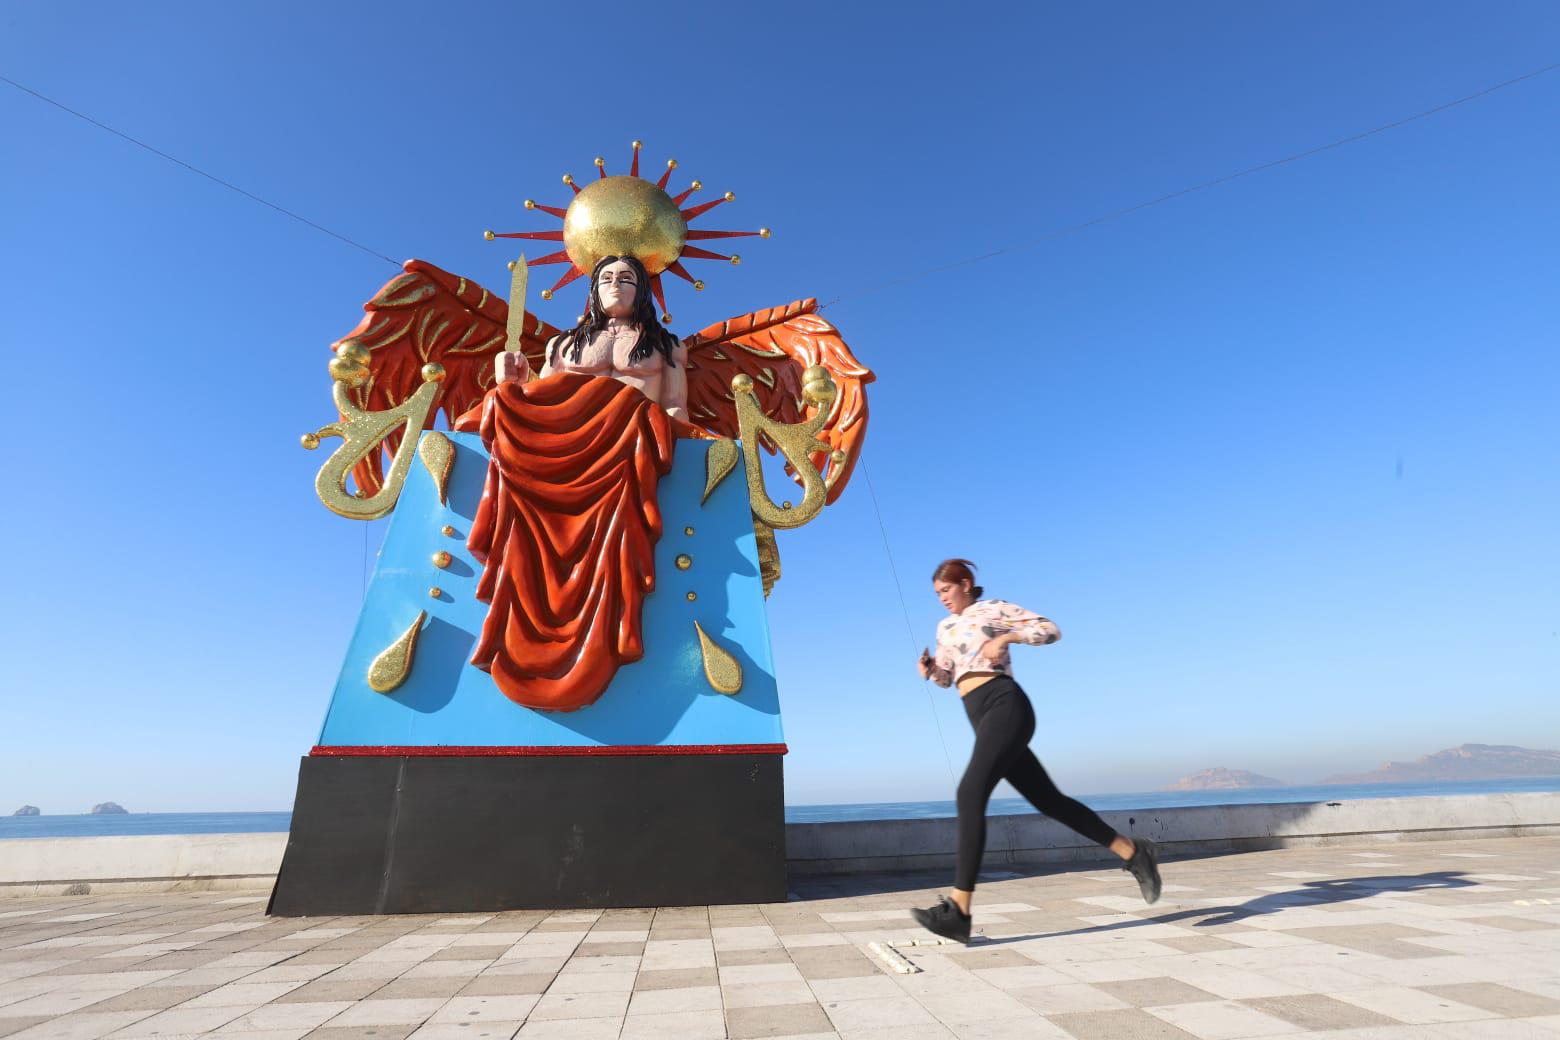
[929, 599, 1060, 688]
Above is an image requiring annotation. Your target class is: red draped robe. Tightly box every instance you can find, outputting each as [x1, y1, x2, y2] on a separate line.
[455, 373, 690, 711]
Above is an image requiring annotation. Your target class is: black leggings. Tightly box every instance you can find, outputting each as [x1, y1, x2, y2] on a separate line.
[955, 675, 1119, 891]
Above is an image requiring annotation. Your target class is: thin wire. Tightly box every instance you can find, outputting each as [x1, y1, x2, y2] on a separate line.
[820, 61, 1560, 309]
[860, 458, 959, 786]
[0, 73, 402, 268]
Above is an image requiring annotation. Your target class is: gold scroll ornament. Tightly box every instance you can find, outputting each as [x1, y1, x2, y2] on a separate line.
[300, 344, 446, 521]
[702, 365, 847, 596]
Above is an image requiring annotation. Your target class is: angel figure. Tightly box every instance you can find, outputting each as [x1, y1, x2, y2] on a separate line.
[321, 143, 873, 712]
[493, 255, 689, 422]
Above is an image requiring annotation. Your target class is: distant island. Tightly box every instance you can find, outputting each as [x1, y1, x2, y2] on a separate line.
[12, 806, 40, 817]
[1165, 768, 1286, 791]
[89, 802, 128, 815]
[1324, 743, 1560, 784]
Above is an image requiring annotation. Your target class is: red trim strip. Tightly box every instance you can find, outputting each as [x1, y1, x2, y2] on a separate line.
[310, 743, 788, 758]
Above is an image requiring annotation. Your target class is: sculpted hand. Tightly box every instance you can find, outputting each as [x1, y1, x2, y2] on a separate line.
[494, 351, 530, 385]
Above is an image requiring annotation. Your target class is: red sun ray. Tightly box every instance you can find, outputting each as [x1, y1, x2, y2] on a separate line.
[565, 176, 581, 196]
[664, 260, 696, 285]
[527, 249, 573, 266]
[547, 267, 586, 295]
[491, 230, 565, 241]
[671, 184, 700, 206]
[530, 202, 568, 218]
[657, 161, 676, 190]
[650, 274, 668, 317]
[679, 245, 734, 263]
[596, 158, 607, 179]
[682, 197, 731, 221]
[630, 142, 641, 177]
[687, 229, 762, 240]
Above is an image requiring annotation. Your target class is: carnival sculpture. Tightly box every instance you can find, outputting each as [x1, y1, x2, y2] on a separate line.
[269, 143, 873, 914]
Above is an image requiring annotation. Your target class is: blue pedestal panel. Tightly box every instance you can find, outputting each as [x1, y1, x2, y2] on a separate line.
[316, 433, 782, 749]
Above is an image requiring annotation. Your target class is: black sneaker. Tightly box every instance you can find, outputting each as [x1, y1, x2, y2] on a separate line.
[910, 895, 972, 944]
[1124, 838, 1162, 904]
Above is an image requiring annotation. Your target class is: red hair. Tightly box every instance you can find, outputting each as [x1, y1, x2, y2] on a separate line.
[932, 558, 984, 599]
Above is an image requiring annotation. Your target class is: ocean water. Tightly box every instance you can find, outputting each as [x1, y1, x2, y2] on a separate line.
[4, 776, 1558, 838]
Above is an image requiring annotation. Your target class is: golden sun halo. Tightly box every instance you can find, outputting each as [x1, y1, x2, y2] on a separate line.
[484, 141, 769, 321]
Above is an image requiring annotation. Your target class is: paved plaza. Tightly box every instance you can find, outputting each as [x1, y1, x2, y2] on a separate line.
[2, 836, 1559, 1040]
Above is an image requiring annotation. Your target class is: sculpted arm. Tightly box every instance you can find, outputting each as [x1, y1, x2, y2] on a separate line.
[540, 334, 563, 379]
[663, 343, 689, 422]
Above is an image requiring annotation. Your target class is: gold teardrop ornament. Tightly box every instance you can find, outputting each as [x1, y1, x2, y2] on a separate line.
[703, 438, 738, 503]
[418, 432, 455, 505]
[367, 611, 427, 693]
[693, 621, 742, 695]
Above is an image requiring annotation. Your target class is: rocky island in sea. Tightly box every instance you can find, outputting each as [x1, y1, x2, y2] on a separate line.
[89, 802, 128, 815]
[1324, 743, 1560, 784]
[1165, 768, 1286, 791]
[12, 806, 41, 816]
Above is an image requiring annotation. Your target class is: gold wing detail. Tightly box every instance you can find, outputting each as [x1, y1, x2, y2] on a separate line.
[331, 259, 561, 494]
[683, 299, 873, 503]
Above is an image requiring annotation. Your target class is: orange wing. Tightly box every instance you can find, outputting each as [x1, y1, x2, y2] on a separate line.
[683, 300, 873, 504]
[330, 259, 562, 494]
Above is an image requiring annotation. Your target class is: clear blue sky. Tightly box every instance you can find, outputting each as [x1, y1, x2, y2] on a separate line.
[2, 2, 1556, 812]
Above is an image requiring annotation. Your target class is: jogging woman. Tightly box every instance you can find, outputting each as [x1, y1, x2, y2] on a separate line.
[911, 558, 1162, 944]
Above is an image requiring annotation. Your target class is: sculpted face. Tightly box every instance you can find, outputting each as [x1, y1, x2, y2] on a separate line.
[596, 260, 638, 319]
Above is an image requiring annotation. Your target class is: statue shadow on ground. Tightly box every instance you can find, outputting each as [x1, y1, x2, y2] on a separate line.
[971, 870, 1475, 944]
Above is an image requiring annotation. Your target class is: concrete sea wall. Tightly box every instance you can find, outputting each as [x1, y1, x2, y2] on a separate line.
[2, 793, 1556, 897]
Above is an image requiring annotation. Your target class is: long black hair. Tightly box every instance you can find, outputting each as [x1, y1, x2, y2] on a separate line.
[555, 255, 679, 368]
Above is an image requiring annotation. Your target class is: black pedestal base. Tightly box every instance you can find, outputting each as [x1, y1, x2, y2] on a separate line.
[267, 753, 786, 916]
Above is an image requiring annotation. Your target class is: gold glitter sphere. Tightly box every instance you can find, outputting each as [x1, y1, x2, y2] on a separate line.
[684, 526, 695, 536]
[631, 139, 643, 149]
[691, 180, 703, 191]
[686, 591, 697, 601]
[441, 524, 456, 537]
[759, 228, 771, 238]
[675, 554, 693, 570]
[432, 551, 452, 569]
[731, 373, 754, 394]
[300, 432, 320, 450]
[421, 362, 446, 383]
[563, 175, 687, 275]
[523, 199, 536, 210]
[660, 313, 673, 324]
[337, 342, 371, 366]
[483, 229, 495, 240]
[594, 156, 605, 168]
[723, 191, 735, 202]
[429, 586, 443, 598]
[729, 255, 741, 265]
[693, 280, 705, 291]
[540, 289, 553, 300]
[666, 158, 678, 170]
[329, 356, 369, 386]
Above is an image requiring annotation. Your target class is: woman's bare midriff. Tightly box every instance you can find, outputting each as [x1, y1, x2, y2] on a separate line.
[957, 672, 999, 697]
